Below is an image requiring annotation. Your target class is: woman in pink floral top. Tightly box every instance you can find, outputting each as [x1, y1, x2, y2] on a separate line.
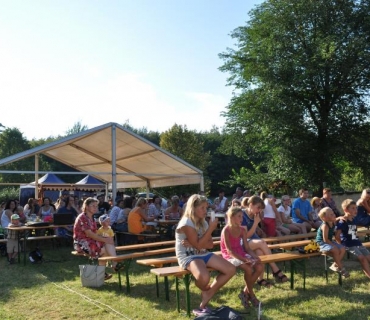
[73, 197, 117, 277]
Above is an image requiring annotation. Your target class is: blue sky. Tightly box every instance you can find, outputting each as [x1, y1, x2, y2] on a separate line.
[0, 0, 262, 140]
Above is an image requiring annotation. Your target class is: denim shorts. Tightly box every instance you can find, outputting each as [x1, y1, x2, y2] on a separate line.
[318, 242, 344, 253]
[182, 252, 214, 269]
[347, 246, 370, 257]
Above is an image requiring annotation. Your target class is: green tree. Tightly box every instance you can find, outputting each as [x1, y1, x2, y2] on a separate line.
[219, 0, 370, 194]
[159, 124, 211, 196]
[201, 127, 246, 196]
[122, 120, 161, 146]
[0, 128, 32, 184]
[65, 121, 88, 136]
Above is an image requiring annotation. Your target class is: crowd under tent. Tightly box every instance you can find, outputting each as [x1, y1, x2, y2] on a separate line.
[0, 122, 204, 199]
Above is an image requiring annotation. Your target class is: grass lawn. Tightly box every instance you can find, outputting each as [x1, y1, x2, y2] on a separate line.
[1, 241, 370, 320]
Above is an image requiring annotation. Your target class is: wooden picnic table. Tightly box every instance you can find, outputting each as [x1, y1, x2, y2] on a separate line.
[7, 224, 72, 265]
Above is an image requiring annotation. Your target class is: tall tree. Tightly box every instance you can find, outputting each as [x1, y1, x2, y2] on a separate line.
[159, 124, 211, 196]
[0, 128, 33, 183]
[65, 121, 88, 136]
[219, 0, 370, 193]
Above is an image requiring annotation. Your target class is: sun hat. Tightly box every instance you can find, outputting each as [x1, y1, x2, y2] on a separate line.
[99, 214, 110, 224]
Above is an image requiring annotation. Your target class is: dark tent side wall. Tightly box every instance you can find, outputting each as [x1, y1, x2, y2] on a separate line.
[19, 186, 60, 206]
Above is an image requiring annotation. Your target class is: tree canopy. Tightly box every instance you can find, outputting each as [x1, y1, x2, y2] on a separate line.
[219, 0, 370, 193]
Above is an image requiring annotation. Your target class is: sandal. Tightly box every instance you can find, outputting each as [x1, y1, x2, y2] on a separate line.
[104, 273, 113, 281]
[273, 269, 288, 283]
[257, 279, 272, 288]
[192, 307, 212, 316]
[340, 268, 350, 278]
[113, 262, 124, 272]
[249, 295, 261, 308]
[238, 291, 250, 310]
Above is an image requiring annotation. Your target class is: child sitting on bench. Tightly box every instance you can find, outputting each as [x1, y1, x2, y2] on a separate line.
[175, 194, 236, 317]
[335, 199, 370, 280]
[316, 207, 349, 278]
[221, 206, 263, 310]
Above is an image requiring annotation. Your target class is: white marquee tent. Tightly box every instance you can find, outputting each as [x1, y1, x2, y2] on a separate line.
[0, 122, 204, 198]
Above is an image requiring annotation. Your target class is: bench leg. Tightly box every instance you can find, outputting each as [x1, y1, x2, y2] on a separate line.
[324, 255, 329, 283]
[117, 269, 122, 291]
[125, 259, 133, 293]
[183, 274, 191, 317]
[155, 275, 159, 298]
[290, 260, 295, 290]
[290, 259, 308, 290]
[175, 277, 180, 312]
[164, 276, 169, 301]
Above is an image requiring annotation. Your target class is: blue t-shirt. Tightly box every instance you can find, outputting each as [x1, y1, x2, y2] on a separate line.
[292, 198, 312, 223]
[241, 210, 260, 240]
[336, 219, 362, 247]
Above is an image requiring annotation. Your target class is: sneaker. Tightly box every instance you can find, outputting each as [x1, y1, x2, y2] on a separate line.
[329, 263, 340, 272]
[104, 273, 113, 281]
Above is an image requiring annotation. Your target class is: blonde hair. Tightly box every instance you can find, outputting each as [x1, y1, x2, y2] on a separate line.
[341, 199, 356, 211]
[136, 197, 147, 207]
[183, 194, 208, 233]
[318, 207, 332, 220]
[226, 206, 242, 226]
[260, 191, 268, 200]
[310, 197, 321, 208]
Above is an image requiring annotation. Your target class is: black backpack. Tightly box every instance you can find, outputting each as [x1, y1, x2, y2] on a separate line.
[193, 305, 245, 320]
[29, 247, 43, 263]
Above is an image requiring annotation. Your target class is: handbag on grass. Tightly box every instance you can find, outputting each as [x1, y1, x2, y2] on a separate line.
[79, 265, 105, 287]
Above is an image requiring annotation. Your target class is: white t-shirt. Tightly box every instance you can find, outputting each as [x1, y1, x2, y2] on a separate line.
[263, 199, 276, 219]
[175, 217, 209, 269]
[278, 205, 291, 219]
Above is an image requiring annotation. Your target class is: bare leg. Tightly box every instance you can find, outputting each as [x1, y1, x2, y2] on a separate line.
[239, 262, 263, 298]
[104, 243, 117, 268]
[328, 247, 343, 270]
[286, 224, 302, 234]
[188, 255, 236, 308]
[249, 239, 281, 274]
[359, 255, 370, 279]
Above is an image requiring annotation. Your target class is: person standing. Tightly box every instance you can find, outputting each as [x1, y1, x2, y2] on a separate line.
[214, 189, 229, 214]
[97, 194, 111, 215]
[320, 188, 341, 217]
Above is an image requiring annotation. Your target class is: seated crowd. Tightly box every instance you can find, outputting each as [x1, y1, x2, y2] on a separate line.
[1, 187, 370, 315]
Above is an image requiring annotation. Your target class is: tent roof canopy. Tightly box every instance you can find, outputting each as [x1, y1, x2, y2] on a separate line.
[0, 122, 203, 189]
[75, 175, 105, 191]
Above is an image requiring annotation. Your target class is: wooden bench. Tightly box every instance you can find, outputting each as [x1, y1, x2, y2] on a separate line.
[115, 237, 220, 253]
[115, 231, 161, 245]
[96, 240, 221, 293]
[263, 231, 317, 243]
[150, 250, 322, 317]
